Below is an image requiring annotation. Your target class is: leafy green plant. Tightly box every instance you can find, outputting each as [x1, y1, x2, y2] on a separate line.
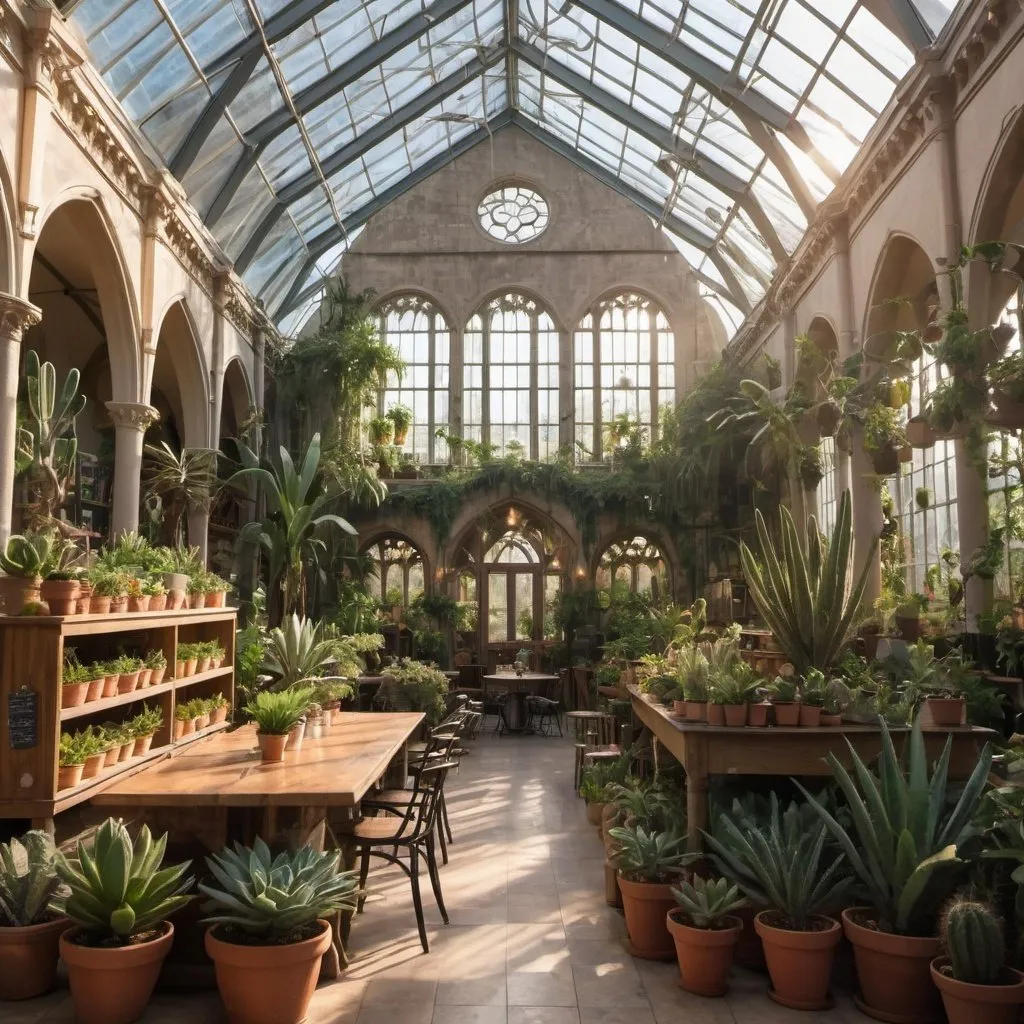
[129, 705, 163, 737]
[144, 442, 220, 547]
[145, 649, 166, 669]
[378, 658, 449, 723]
[0, 830, 65, 926]
[259, 614, 337, 689]
[58, 731, 94, 766]
[607, 825, 691, 883]
[670, 876, 747, 929]
[0, 530, 56, 579]
[53, 819, 193, 942]
[244, 686, 314, 735]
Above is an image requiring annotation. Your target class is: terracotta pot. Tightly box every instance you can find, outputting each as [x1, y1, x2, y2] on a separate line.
[82, 752, 106, 780]
[755, 911, 840, 1010]
[103, 746, 120, 768]
[683, 700, 705, 721]
[196, 713, 211, 730]
[60, 921, 174, 1024]
[128, 595, 150, 613]
[897, 614, 922, 643]
[772, 702, 800, 727]
[41, 579, 79, 615]
[110, 596, 128, 613]
[90, 595, 112, 614]
[925, 696, 964, 727]
[76, 583, 92, 615]
[118, 741, 133, 762]
[211, 705, 228, 725]
[604, 859, 622, 907]
[175, 659, 186, 679]
[206, 590, 227, 608]
[137, 668, 152, 688]
[85, 677, 104, 702]
[258, 732, 288, 763]
[0, 575, 42, 614]
[723, 703, 747, 727]
[205, 918, 331, 1024]
[148, 593, 167, 611]
[747, 702, 769, 727]
[62, 681, 89, 708]
[211, 656, 223, 669]
[117, 670, 141, 694]
[842, 908, 943, 1023]
[133, 734, 155, 757]
[196, 656, 211, 674]
[189, 592, 206, 609]
[706, 703, 725, 727]
[617, 876, 676, 959]
[185, 658, 198, 676]
[102, 674, 119, 698]
[57, 763, 84, 789]
[799, 704, 822, 727]
[173, 720, 184, 740]
[149, 666, 166, 686]
[930, 957, 1024, 1024]
[872, 444, 900, 476]
[180, 718, 195, 736]
[671, 700, 687, 719]
[286, 720, 306, 752]
[585, 800, 605, 826]
[0, 915, 69, 1000]
[166, 589, 186, 610]
[820, 713, 842, 727]
[667, 909, 742, 997]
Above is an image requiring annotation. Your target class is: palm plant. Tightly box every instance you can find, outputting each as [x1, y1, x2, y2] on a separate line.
[244, 686, 314, 735]
[227, 433, 355, 621]
[144, 442, 220, 546]
[260, 614, 338, 690]
[740, 489, 876, 674]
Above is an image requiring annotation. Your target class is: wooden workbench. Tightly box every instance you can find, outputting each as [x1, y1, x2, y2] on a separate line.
[629, 688, 994, 851]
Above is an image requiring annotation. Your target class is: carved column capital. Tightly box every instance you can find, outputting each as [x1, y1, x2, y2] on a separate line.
[105, 401, 159, 432]
[0, 293, 42, 342]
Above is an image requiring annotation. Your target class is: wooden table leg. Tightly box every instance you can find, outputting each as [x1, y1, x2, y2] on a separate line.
[685, 770, 708, 853]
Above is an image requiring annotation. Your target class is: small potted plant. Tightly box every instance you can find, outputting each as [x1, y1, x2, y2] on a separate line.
[245, 687, 313, 763]
[83, 661, 106, 703]
[78, 728, 107, 780]
[176, 642, 198, 677]
[157, 542, 198, 608]
[368, 415, 394, 446]
[209, 640, 226, 669]
[666, 876, 747, 997]
[193, 698, 211, 731]
[129, 705, 163, 756]
[710, 666, 759, 727]
[41, 568, 81, 616]
[930, 899, 1024, 1024]
[195, 641, 213, 675]
[99, 661, 120, 699]
[765, 674, 800, 726]
[0, 531, 50, 612]
[108, 570, 131, 613]
[174, 703, 196, 740]
[200, 839, 359, 1024]
[61, 656, 91, 708]
[145, 649, 167, 686]
[125, 575, 149, 613]
[113, 655, 144, 694]
[208, 693, 229, 726]
[54, 819, 193, 1024]
[87, 568, 120, 614]
[143, 578, 167, 611]
[205, 575, 230, 609]
[797, 669, 826, 727]
[0, 830, 69, 1001]
[100, 726, 123, 768]
[57, 732, 89, 790]
[895, 594, 926, 642]
[386, 403, 414, 446]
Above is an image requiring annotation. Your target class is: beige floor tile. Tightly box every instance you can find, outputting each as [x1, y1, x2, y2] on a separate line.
[357, 1006, 433, 1024]
[435, 975, 507, 1006]
[506, 969, 577, 1007]
[432, 1007, 508, 1024]
[566, 939, 634, 967]
[507, 1009, 580, 1024]
[361, 977, 439, 1006]
[571, 964, 648, 1009]
[578, 1009, 657, 1024]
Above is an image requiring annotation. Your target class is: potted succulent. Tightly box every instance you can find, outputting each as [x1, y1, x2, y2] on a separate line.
[704, 794, 852, 1010]
[0, 830, 69, 1001]
[54, 819, 193, 1024]
[0, 531, 50, 612]
[157, 543, 198, 608]
[386, 403, 414, 446]
[57, 732, 89, 789]
[129, 705, 163, 756]
[41, 567, 81, 616]
[930, 899, 1024, 1024]
[797, 718, 992, 1024]
[145, 649, 167, 686]
[709, 666, 759, 727]
[765, 674, 800, 726]
[200, 839, 359, 1024]
[797, 668, 826, 727]
[666, 876, 747, 997]
[607, 824, 691, 959]
[244, 687, 313, 763]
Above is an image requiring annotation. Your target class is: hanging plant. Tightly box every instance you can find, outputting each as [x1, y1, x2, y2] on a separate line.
[796, 444, 824, 491]
[915, 487, 931, 510]
[861, 404, 907, 476]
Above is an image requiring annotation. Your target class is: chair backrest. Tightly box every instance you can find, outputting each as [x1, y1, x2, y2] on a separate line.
[397, 760, 457, 841]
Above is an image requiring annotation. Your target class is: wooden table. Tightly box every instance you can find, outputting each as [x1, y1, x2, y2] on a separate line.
[94, 711, 423, 973]
[629, 688, 995, 852]
[484, 672, 558, 732]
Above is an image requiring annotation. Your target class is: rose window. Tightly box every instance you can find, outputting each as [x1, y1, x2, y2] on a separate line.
[478, 186, 549, 243]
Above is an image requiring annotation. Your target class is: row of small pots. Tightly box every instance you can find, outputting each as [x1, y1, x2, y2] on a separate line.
[173, 705, 229, 739]
[174, 654, 225, 678]
[57, 733, 159, 789]
[61, 665, 168, 708]
[670, 699, 841, 727]
[256, 706, 342, 763]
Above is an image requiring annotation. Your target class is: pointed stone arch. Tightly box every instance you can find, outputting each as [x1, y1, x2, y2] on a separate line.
[149, 297, 211, 450]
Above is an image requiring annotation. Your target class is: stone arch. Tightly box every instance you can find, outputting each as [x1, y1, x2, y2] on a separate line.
[862, 233, 940, 345]
[149, 298, 210, 449]
[358, 530, 432, 604]
[464, 285, 566, 335]
[373, 288, 457, 331]
[570, 283, 679, 337]
[589, 526, 677, 601]
[220, 356, 254, 441]
[0, 144, 16, 295]
[805, 314, 840, 358]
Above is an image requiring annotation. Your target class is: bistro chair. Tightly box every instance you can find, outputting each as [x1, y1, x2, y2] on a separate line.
[527, 672, 564, 736]
[566, 710, 620, 792]
[351, 761, 455, 953]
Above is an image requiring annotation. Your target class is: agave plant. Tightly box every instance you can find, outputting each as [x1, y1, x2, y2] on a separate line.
[0, 830, 66, 926]
[795, 717, 993, 936]
[670, 876, 747, 929]
[54, 819, 193, 941]
[607, 825, 692, 883]
[199, 838, 359, 940]
[261, 614, 340, 690]
[740, 489, 876, 674]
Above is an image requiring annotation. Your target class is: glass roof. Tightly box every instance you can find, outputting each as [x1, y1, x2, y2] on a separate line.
[65, 0, 957, 335]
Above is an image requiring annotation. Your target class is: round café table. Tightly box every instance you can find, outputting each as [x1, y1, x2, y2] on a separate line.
[483, 672, 559, 733]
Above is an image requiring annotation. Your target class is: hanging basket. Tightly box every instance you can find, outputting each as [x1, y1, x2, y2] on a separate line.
[987, 388, 1024, 430]
[897, 444, 913, 464]
[905, 415, 936, 449]
[870, 444, 900, 476]
[815, 401, 841, 437]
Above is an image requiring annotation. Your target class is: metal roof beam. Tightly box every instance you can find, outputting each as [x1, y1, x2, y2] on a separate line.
[737, 113, 817, 220]
[235, 56, 497, 273]
[513, 40, 788, 263]
[865, 0, 936, 50]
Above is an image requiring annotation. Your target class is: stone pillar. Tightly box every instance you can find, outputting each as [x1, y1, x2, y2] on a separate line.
[0, 296, 42, 546]
[210, 275, 228, 453]
[832, 210, 857, 511]
[851, 441, 883, 605]
[106, 402, 158, 539]
[188, 508, 209, 566]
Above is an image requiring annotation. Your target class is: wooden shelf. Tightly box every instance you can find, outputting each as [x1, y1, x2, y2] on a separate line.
[0, 607, 237, 635]
[59, 667, 233, 722]
[171, 720, 231, 752]
[54, 746, 170, 814]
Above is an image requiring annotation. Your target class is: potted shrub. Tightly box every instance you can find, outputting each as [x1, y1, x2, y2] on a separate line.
[607, 824, 691, 959]
[704, 794, 852, 1010]
[113, 655, 143, 694]
[156, 542, 198, 608]
[0, 532, 50, 612]
[895, 595, 926, 642]
[200, 839, 359, 1024]
[57, 733, 89, 789]
[143, 579, 167, 611]
[77, 728, 107, 780]
[54, 819, 193, 1024]
[209, 641, 226, 670]
[386, 404, 413, 446]
[797, 669, 826, 727]
[195, 641, 213, 674]
[245, 687, 313, 763]
[930, 899, 1024, 1024]
[0, 830, 69, 1001]
[99, 661, 119, 698]
[126, 576, 149, 613]
[129, 705, 163, 756]
[765, 675, 800, 726]
[368, 415, 394, 446]
[677, 646, 709, 720]
[87, 568, 120, 614]
[83, 661, 105, 703]
[145, 649, 167, 687]
[709, 665, 758, 727]
[666, 876, 746, 997]
[863, 404, 907, 476]
[41, 567, 81, 616]
[797, 718, 992, 1023]
[204, 573, 230, 609]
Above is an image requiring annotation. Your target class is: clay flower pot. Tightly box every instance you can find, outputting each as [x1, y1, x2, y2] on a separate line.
[82, 752, 106, 780]
[925, 695, 964, 727]
[930, 957, 1024, 1024]
[89, 595, 112, 614]
[684, 700, 705, 721]
[798, 704, 822, 727]
[667, 909, 742, 997]
[173, 720, 184, 740]
[723, 703, 748, 727]
[102, 674, 119, 698]
[166, 589, 186, 610]
[150, 665, 166, 686]
[747, 702, 769, 727]
[820, 713, 842, 727]
[842, 908, 943, 1023]
[41, 579, 79, 616]
[60, 921, 174, 1024]
[103, 746, 120, 768]
[185, 657, 198, 676]
[206, 589, 227, 608]
[196, 656, 212, 674]
[61, 682, 89, 708]
[617, 876, 676, 959]
[257, 732, 288, 763]
[133, 734, 155, 757]
[180, 718, 196, 737]
[117, 670, 141, 694]
[137, 668, 152, 688]
[585, 800, 605, 826]
[211, 656, 224, 669]
[189, 592, 206, 609]
[706, 703, 725, 727]
[671, 699, 687, 719]
[127, 595, 150, 613]
[57, 763, 84, 789]
[75, 583, 92, 615]
[896, 614, 922, 643]
[772, 702, 800, 726]
[110, 596, 128, 613]
[85, 676, 104, 703]
[197, 713, 211, 730]
[0, 915, 69, 1000]
[148, 593, 167, 611]
[211, 705, 228, 725]
[205, 918, 332, 1024]
[118, 741, 134, 762]
[754, 910, 840, 1010]
[175, 659, 186, 679]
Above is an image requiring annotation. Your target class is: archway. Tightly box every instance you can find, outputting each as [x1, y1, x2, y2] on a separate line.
[0, 147, 15, 295]
[595, 534, 669, 601]
[805, 315, 841, 535]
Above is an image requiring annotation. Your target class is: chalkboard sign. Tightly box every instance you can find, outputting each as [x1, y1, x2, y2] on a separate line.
[8, 689, 38, 750]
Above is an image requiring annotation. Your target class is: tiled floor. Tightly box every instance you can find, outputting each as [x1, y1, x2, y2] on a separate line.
[8, 727, 869, 1023]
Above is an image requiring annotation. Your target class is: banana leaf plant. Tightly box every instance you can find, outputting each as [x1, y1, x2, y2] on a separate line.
[739, 489, 876, 675]
[226, 433, 355, 622]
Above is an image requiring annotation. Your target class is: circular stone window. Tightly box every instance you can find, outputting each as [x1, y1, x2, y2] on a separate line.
[478, 185, 549, 243]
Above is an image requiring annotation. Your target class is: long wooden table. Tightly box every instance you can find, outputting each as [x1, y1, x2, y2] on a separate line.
[629, 688, 995, 851]
[94, 711, 424, 973]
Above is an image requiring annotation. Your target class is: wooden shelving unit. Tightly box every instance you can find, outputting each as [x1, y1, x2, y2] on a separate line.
[0, 607, 236, 826]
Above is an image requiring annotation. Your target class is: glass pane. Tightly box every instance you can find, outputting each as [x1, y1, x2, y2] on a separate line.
[514, 573, 533, 640]
[488, 573, 508, 643]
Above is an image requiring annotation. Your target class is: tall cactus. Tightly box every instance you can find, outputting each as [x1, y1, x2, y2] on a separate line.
[18, 350, 86, 527]
[739, 489, 877, 674]
[942, 898, 1005, 984]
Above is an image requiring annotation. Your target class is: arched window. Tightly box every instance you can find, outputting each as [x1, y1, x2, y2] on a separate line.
[363, 537, 425, 606]
[817, 437, 837, 537]
[574, 294, 675, 459]
[378, 296, 450, 464]
[464, 294, 559, 460]
[597, 535, 667, 598]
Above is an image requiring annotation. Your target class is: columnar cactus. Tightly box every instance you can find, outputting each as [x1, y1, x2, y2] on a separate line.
[942, 898, 1005, 984]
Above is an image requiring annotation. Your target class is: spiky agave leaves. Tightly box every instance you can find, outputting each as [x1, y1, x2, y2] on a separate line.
[0, 830, 64, 926]
[740, 489, 876, 675]
[53, 819, 193, 940]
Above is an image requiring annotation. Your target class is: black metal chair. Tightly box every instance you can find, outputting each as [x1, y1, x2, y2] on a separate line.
[527, 672, 564, 736]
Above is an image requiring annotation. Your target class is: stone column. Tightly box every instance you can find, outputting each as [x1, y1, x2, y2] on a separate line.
[558, 327, 573, 452]
[105, 402, 158, 539]
[187, 508, 209, 566]
[832, 210, 856, 509]
[0, 295, 42, 546]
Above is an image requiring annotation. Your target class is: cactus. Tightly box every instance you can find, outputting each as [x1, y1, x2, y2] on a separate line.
[941, 898, 1005, 984]
[0, 830, 65, 926]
